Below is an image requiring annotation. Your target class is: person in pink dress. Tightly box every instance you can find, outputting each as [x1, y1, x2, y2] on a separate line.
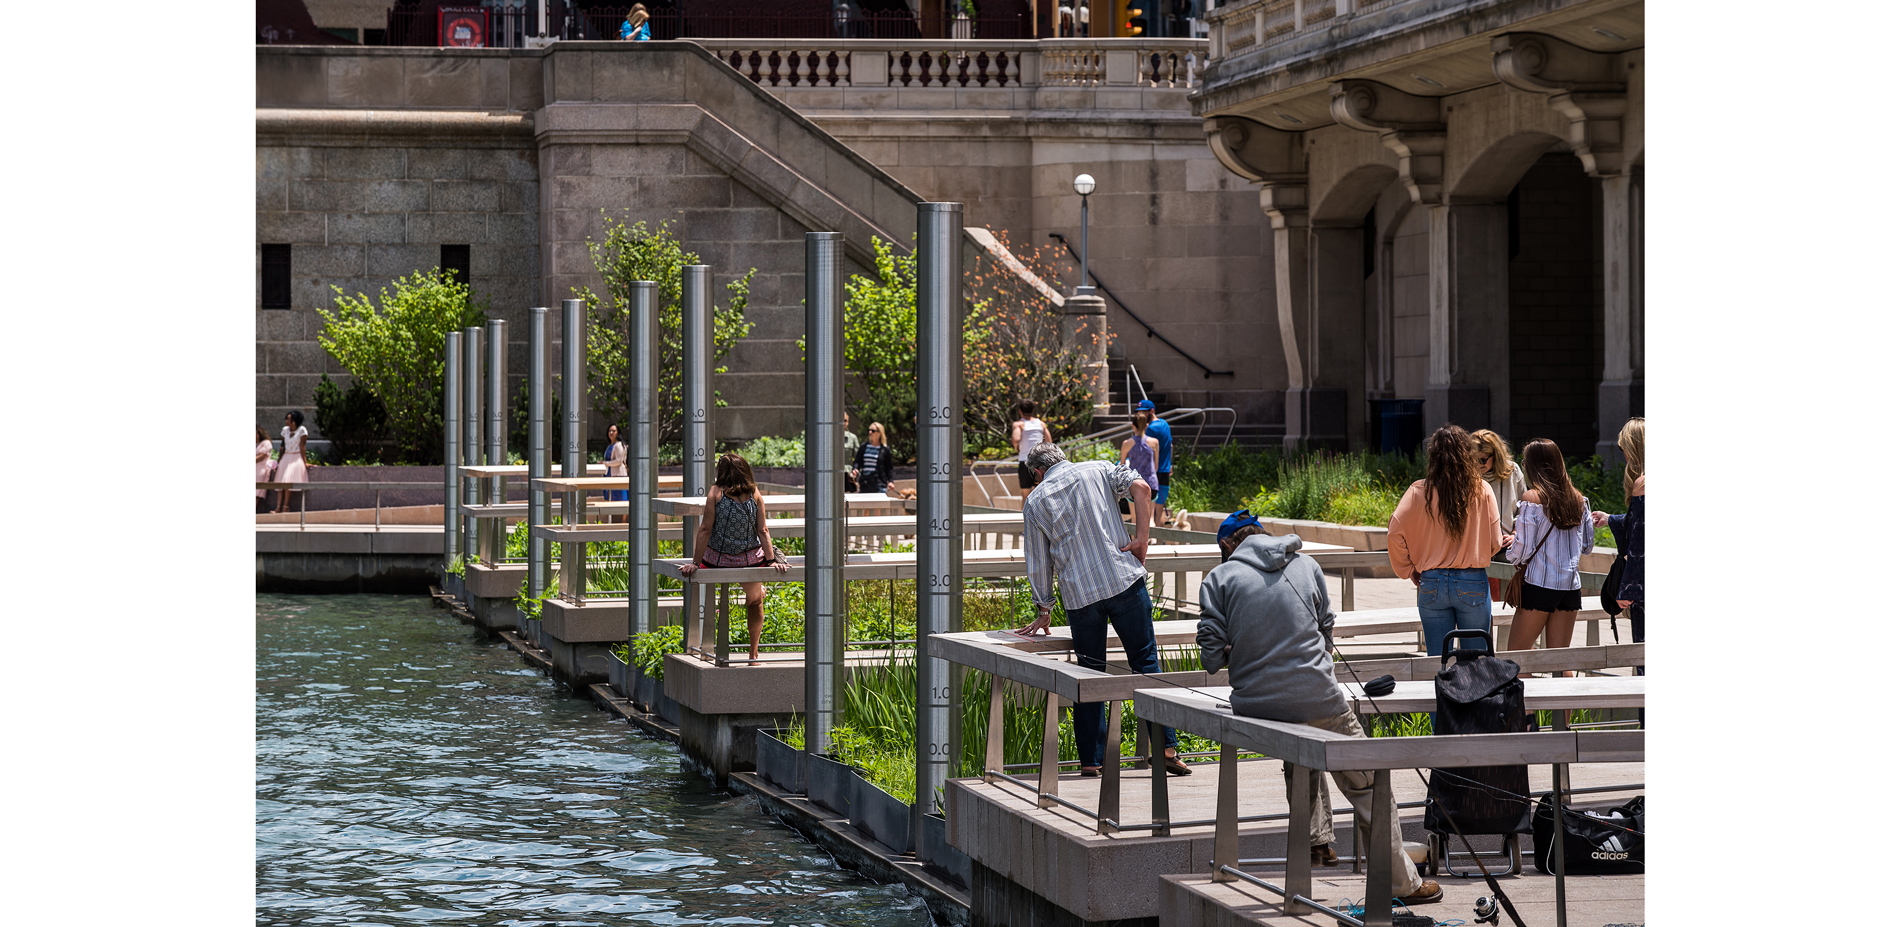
[256, 426, 276, 513]
[277, 411, 310, 513]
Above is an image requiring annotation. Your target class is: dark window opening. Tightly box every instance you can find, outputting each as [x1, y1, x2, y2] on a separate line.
[362, 28, 387, 45]
[441, 244, 471, 289]
[262, 244, 292, 308]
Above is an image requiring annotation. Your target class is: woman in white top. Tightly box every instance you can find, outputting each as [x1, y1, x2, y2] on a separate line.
[1472, 428, 1526, 599]
[603, 424, 628, 523]
[277, 411, 310, 514]
[1010, 400, 1050, 496]
[1504, 438, 1595, 662]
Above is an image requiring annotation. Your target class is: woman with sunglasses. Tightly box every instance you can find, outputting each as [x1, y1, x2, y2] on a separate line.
[851, 421, 895, 495]
[677, 453, 790, 662]
[1472, 428, 1525, 599]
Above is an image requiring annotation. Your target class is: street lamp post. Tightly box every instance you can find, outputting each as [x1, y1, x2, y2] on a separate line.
[1073, 172, 1096, 297]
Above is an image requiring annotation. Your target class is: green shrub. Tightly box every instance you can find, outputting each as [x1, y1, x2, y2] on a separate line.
[832, 236, 920, 462]
[734, 434, 805, 468]
[319, 268, 487, 463]
[576, 216, 755, 447]
[629, 625, 684, 680]
[1168, 443, 1284, 515]
[312, 373, 391, 464]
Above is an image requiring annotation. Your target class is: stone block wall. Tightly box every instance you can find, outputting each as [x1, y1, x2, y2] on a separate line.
[257, 139, 540, 436]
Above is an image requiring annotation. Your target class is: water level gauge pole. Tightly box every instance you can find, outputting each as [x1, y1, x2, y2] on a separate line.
[484, 318, 509, 562]
[628, 280, 660, 642]
[462, 325, 484, 563]
[443, 330, 463, 570]
[560, 298, 587, 598]
[916, 203, 964, 835]
[528, 307, 552, 601]
[681, 265, 714, 658]
[804, 232, 845, 755]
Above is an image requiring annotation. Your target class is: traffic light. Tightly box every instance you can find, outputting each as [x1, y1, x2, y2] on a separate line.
[1116, 1, 1146, 37]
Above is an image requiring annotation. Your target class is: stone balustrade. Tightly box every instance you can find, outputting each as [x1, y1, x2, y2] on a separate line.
[690, 38, 1206, 91]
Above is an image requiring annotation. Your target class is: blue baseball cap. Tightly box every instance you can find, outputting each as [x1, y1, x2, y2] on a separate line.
[1136, 399, 1155, 411]
[1217, 509, 1262, 544]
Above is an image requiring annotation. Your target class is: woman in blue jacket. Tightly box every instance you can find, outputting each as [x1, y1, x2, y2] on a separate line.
[621, 4, 650, 40]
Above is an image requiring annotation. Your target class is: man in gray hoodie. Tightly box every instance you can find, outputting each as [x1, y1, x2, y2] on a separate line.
[1197, 514, 1441, 905]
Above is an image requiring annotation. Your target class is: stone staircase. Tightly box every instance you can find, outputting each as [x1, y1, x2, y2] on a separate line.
[1094, 364, 1283, 451]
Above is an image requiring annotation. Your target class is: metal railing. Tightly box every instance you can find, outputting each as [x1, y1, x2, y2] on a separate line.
[256, 481, 443, 531]
[1048, 232, 1233, 379]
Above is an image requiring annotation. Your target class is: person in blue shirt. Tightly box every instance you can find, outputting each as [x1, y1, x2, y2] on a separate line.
[620, 4, 650, 40]
[1137, 399, 1173, 527]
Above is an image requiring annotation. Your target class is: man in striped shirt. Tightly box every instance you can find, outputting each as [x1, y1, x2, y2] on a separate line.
[1016, 443, 1189, 777]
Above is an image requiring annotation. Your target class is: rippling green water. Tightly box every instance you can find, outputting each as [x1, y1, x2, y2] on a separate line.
[256, 594, 936, 926]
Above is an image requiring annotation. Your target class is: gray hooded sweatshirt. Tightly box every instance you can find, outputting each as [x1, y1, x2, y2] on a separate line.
[1196, 534, 1348, 723]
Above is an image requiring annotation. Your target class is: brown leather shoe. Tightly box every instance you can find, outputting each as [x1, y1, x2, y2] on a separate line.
[1163, 754, 1192, 776]
[1396, 880, 1443, 905]
[1310, 844, 1339, 867]
[1079, 766, 1101, 778]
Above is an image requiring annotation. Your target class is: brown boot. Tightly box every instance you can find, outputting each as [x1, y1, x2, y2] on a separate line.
[1310, 844, 1338, 867]
[1396, 880, 1443, 905]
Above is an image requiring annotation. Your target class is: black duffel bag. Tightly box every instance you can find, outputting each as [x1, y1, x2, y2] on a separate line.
[1532, 793, 1644, 875]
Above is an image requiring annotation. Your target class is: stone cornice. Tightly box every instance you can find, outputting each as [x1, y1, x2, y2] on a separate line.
[1191, 0, 1637, 119]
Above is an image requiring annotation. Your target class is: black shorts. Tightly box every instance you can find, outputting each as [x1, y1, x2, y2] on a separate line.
[1017, 461, 1035, 489]
[1518, 581, 1583, 612]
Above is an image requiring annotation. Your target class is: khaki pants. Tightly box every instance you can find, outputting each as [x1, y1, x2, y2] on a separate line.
[1282, 708, 1423, 897]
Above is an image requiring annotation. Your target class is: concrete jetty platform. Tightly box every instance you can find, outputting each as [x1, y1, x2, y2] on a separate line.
[1158, 868, 1642, 927]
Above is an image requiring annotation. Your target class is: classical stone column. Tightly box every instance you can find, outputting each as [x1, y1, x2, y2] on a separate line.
[1261, 185, 1312, 450]
[1597, 170, 1643, 460]
[1423, 204, 1510, 433]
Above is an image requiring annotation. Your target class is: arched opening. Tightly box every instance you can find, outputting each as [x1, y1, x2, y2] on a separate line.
[1505, 150, 1601, 457]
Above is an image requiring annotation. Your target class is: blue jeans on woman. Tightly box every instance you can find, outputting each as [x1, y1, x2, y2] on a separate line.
[1067, 578, 1179, 769]
[1418, 567, 1492, 732]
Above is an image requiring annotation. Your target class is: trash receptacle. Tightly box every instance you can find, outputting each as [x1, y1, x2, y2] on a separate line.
[1375, 399, 1424, 455]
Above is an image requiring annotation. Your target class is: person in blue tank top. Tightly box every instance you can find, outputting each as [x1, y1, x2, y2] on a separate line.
[1137, 399, 1173, 527]
[620, 4, 650, 40]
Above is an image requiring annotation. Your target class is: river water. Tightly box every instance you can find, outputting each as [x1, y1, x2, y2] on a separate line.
[256, 594, 936, 927]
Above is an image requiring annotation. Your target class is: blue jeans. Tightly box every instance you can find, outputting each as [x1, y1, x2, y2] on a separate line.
[1417, 567, 1493, 657]
[1067, 579, 1179, 768]
[1418, 567, 1492, 733]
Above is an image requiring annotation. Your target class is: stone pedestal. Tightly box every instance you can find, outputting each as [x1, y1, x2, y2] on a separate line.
[1062, 294, 1110, 415]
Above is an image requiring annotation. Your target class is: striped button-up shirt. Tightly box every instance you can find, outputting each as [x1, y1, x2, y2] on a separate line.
[1023, 460, 1149, 610]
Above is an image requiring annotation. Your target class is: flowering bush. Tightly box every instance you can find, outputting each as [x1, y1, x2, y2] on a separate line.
[962, 230, 1104, 453]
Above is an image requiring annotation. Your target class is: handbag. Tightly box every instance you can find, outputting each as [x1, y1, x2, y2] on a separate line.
[1501, 521, 1553, 609]
[1532, 793, 1643, 875]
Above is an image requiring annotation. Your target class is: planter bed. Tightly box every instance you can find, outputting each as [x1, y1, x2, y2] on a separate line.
[806, 753, 857, 818]
[915, 811, 971, 888]
[850, 774, 912, 854]
[755, 729, 806, 794]
[608, 650, 629, 697]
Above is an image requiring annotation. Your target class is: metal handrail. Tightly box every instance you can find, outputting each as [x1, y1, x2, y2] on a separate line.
[1047, 232, 1235, 379]
[256, 480, 445, 531]
[1058, 406, 1237, 452]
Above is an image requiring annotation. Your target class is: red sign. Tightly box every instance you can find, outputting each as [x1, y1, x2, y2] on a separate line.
[439, 7, 490, 48]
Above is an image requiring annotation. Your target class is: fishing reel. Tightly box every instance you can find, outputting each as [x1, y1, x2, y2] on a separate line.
[1473, 894, 1501, 925]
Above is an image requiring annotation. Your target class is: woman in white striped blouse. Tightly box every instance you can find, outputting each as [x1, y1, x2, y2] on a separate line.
[1505, 439, 1595, 662]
